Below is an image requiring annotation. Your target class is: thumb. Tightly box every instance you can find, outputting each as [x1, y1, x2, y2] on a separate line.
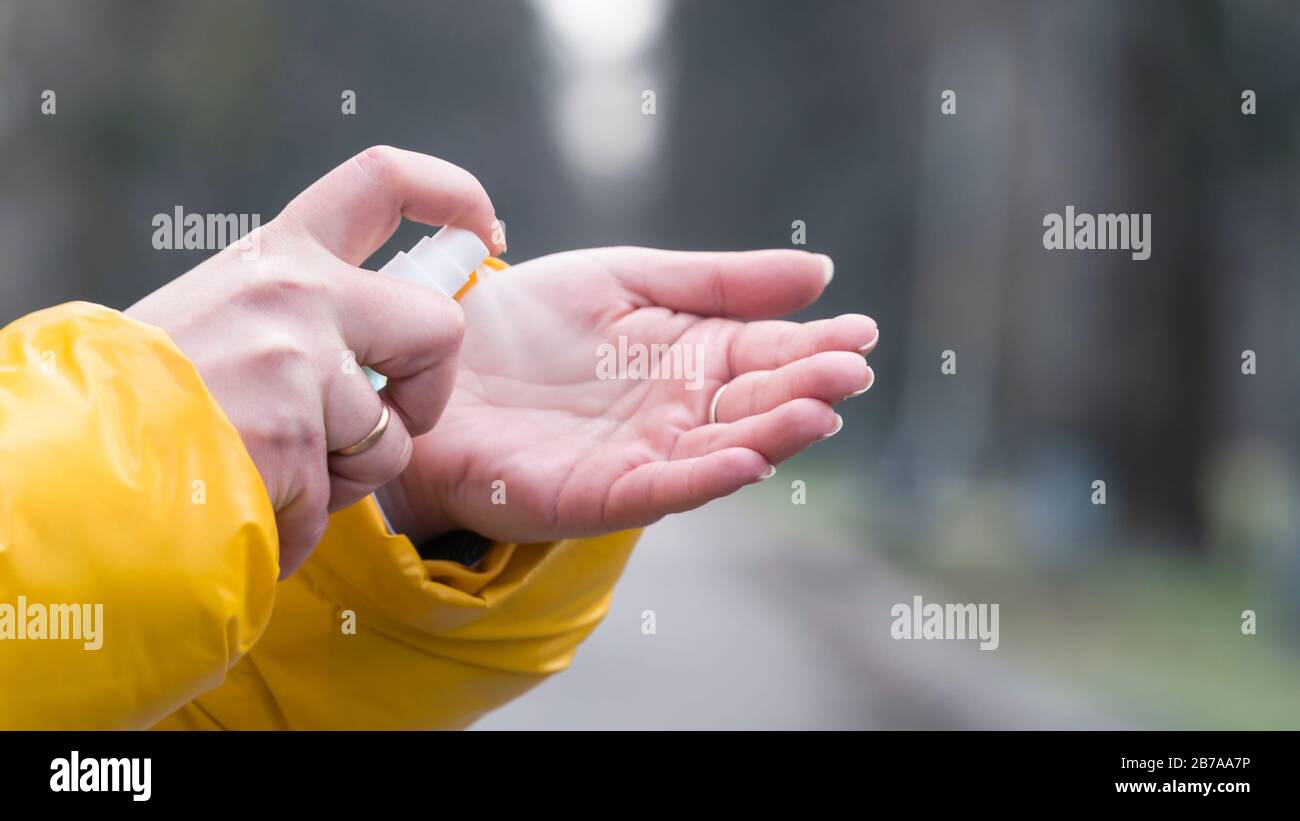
[281, 145, 504, 266]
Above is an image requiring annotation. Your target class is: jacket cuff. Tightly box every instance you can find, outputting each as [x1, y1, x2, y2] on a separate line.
[294, 496, 641, 673]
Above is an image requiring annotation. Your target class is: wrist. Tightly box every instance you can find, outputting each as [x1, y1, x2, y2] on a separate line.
[374, 475, 455, 545]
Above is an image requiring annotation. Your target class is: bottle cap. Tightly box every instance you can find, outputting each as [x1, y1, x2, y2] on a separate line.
[430, 225, 490, 274]
[405, 226, 489, 295]
[369, 226, 492, 390]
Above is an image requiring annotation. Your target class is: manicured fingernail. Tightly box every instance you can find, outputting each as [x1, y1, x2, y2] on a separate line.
[819, 413, 844, 441]
[816, 254, 834, 285]
[490, 217, 507, 254]
[858, 333, 879, 356]
[757, 464, 777, 480]
[843, 370, 874, 399]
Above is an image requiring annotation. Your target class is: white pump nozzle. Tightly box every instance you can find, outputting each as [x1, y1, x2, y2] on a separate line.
[380, 226, 488, 297]
[368, 226, 491, 391]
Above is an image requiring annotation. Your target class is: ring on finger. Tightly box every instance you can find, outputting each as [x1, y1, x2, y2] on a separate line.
[331, 403, 391, 457]
[708, 382, 729, 425]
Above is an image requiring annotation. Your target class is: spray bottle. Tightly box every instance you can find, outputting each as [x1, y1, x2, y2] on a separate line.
[365, 225, 493, 390]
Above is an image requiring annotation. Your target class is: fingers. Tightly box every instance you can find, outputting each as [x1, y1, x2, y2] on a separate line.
[323, 370, 415, 511]
[599, 247, 833, 320]
[329, 269, 465, 436]
[274, 456, 330, 579]
[602, 447, 772, 531]
[282, 145, 503, 266]
[673, 398, 841, 463]
[602, 400, 842, 529]
[713, 351, 873, 423]
[726, 314, 878, 375]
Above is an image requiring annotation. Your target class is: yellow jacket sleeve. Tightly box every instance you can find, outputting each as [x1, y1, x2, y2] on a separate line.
[0, 303, 280, 729]
[156, 499, 640, 729]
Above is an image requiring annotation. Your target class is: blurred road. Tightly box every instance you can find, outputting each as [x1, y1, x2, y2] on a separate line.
[475, 495, 1127, 730]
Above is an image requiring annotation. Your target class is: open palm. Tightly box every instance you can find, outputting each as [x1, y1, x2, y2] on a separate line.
[386, 246, 878, 544]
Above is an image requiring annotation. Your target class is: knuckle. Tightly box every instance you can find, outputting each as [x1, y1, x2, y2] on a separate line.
[354, 144, 402, 186]
[233, 256, 330, 317]
[252, 405, 323, 454]
[302, 424, 328, 454]
[249, 332, 315, 374]
[244, 262, 328, 306]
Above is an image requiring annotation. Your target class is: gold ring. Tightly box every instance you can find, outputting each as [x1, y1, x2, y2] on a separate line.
[708, 383, 729, 425]
[332, 404, 390, 457]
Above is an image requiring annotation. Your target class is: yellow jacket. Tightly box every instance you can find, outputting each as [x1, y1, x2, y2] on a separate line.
[0, 302, 638, 729]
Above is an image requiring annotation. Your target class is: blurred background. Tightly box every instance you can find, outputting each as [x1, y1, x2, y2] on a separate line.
[2, 0, 1299, 728]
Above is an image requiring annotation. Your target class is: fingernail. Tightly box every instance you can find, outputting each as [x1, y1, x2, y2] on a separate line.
[858, 333, 879, 356]
[492, 217, 507, 254]
[816, 254, 834, 285]
[819, 413, 844, 441]
[757, 464, 777, 480]
[843, 370, 874, 399]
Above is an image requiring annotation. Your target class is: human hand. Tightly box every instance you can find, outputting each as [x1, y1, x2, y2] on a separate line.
[380, 246, 877, 545]
[127, 146, 504, 575]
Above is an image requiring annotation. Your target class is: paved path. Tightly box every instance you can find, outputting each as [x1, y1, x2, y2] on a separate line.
[476, 495, 1125, 730]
